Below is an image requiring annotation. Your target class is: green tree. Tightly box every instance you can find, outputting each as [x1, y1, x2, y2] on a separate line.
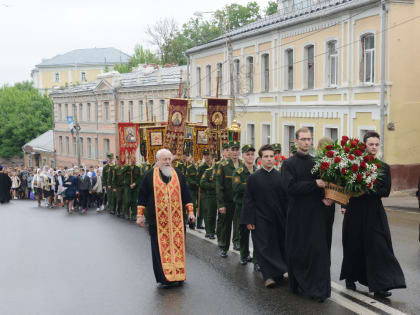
[265, 1, 279, 16]
[0, 82, 53, 158]
[214, 2, 261, 31]
[114, 45, 160, 73]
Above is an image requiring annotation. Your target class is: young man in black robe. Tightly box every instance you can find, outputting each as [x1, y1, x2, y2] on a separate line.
[137, 149, 194, 287]
[340, 131, 406, 298]
[281, 127, 334, 302]
[240, 144, 288, 288]
[0, 165, 12, 204]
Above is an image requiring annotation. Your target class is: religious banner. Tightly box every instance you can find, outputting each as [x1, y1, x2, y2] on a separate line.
[118, 122, 139, 165]
[165, 98, 189, 156]
[146, 126, 167, 164]
[206, 98, 229, 155]
[193, 125, 209, 162]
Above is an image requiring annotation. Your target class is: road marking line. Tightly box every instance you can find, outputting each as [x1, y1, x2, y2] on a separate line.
[330, 291, 379, 315]
[331, 282, 408, 315]
[187, 228, 409, 315]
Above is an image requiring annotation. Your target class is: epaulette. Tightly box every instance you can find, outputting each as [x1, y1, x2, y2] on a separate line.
[236, 167, 243, 174]
[221, 161, 229, 166]
[206, 166, 214, 171]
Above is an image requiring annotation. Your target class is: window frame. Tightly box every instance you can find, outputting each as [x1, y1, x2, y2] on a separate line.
[284, 48, 294, 91]
[261, 53, 270, 92]
[360, 33, 376, 85]
[326, 40, 339, 87]
[303, 44, 315, 89]
[216, 62, 223, 96]
[246, 56, 254, 93]
[196, 67, 202, 97]
[81, 71, 87, 82]
[205, 65, 212, 96]
[246, 123, 256, 147]
[54, 72, 60, 83]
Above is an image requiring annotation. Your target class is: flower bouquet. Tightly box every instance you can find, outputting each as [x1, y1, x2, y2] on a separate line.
[311, 136, 383, 205]
[274, 155, 287, 168]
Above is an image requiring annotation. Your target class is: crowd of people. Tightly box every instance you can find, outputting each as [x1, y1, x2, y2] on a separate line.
[0, 128, 407, 304]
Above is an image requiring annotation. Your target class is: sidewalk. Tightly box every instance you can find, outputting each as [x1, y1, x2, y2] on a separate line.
[383, 190, 419, 211]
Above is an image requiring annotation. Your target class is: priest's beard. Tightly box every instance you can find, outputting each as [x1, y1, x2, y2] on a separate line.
[160, 166, 173, 178]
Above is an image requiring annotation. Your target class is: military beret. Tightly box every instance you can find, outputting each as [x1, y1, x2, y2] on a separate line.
[115, 155, 119, 159]
[273, 143, 282, 152]
[106, 153, 114, 159]
[229, 141, 240, 149]
[241, 144, 255, 153]
[290, 144, 298, 153]
[222, 142, 229, 149]
[203, 149, 210, 155]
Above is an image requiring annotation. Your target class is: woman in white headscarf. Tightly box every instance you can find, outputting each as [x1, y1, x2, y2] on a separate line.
[32, 169, 43, 207]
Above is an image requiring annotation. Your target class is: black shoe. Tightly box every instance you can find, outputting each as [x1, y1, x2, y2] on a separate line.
[246, 256, 253, 262]
[205, 234, 210, 238]
[254, 263, 261, 272]
[345, 280, 356, 291]
[208, 234, 216, 240]
[311, 297, 326, 303]
[239, 257, 248, 265]
[374, 291, 392, 298]
[233, 244, 240, 251]
[197, 225, 205, 230]
[219, 249, 228, 258]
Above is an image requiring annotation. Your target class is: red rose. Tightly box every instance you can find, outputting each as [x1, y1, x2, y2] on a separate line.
[363, 156, 370, 162]
[359, 143, 367, 151]
[344, 147, 350, 153]
[360, 161, 367, 169]
[354, 150, 362, 156]
[341, 168, 347, 174]
[351, 140, 358, 148]
[326, 150, 334, 158]
[274, 161, 279, 166]
[366, 182, 372, 188]
[349, 155, 355, 161]
[325, 145, 333, 150]
[280, 156, 287, 161]
[341, 140, 348, 146]
[352, 164, 359, 172]
[376, 163, 381, 168]
[334, 157, 341, 163]
[274, 156, 279, 161]
[373, 179, 378, 185]
[321, 162, 330, 170]
[257, 161, 262, 165]
[356, 174, 363, 181]
[342, 136, 349, 142]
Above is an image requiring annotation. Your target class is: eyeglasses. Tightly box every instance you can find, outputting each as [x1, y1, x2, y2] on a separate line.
[298, 138, 312, 142]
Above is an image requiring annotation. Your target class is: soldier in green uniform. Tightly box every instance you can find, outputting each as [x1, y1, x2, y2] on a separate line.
[185, 159, 199, 229]
[216, 141, 244, 258]
[273, 143, 282, 170]
[123, 155, 142, 221]
[174, 150, 189, 176]
[232, 144, 256, 264]
[197, 149, 212, 230]
[102, 153, 114, 211]
[200, 159, 217, 239]
[215, 142, 231, 242]
[111, 156, 124, 216]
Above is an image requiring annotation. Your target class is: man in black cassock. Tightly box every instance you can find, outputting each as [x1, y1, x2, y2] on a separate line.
[241, 144, 288, 288]
[340, 131, 406, 298]
[136, 149, 194, 287]
[281, 127, 334, 302]
[0, 166, 12, 204]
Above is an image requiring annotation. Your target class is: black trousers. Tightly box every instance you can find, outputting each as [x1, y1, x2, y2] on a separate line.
[79, 190, 89, 209]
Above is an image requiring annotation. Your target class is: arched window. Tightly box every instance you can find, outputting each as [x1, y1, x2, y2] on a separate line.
[304, 45, 314, 89]
[285, 49, 294, 90]
[327, 40, 338, 86]
[360, 33, 375, 84]
[246, 56, 254, 93]
[261, 53, 270, 92]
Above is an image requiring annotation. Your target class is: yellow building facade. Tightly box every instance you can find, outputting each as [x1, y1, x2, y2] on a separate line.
[186, 0, 419, 190]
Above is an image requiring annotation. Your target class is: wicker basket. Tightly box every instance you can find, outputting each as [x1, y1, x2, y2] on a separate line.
[324, 182, 351, 206]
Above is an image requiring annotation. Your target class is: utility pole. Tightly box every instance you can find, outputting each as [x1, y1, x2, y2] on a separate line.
[379, 0, 386, 160]
[228, 38, 235, 121]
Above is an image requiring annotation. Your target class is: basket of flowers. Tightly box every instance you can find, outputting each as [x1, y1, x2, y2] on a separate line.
[312, 136, 383, 205]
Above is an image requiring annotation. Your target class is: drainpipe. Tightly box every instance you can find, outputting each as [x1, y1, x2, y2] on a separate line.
[379, 0, 386, 160]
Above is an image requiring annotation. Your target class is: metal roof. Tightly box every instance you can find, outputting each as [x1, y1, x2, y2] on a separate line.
[186, 0, 375, 54]
[22, 130, 54, 153]
[36, 47, 130, 67]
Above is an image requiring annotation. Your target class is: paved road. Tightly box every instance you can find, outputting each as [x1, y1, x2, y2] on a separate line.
[0, 200, 418, 315]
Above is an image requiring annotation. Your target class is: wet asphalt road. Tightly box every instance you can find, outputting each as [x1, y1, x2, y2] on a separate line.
[0, 200, 418, 315]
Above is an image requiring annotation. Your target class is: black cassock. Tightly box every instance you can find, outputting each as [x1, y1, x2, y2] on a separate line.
[281, 152, 334, 300]
[0, 173, 12, 203]
[340, 163, 406, 292]
[240, 168, 287, 281]
[137, 168, 192, 284]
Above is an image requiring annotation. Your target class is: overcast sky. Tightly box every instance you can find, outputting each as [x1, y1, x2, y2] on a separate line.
[0, 0, 271, 86]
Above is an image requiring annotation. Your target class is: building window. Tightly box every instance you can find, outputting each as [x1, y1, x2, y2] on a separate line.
[51, 160, 55, 169]
[65, 104, 69, 118]
[285, 49, 294, 90]
[361, 34, 375, 84]
[359, 128, 375, 141]
[246, 57, 254, 93]
[54, 72, 60, 83]
[285, 125, 295, 155]
[73, 139, 77, 157]
[66, 136, 70, 155]
[79, 104, 83, 121]
[129, 101, 134, 122]
[160, 100, 165, 121]
[120, 101, 124, 121]
[261, 54, 270, 92]
[81, 72, 87, 82]
[94, 138, 98, 159]
[28, 154, 32, 168]
[206, 65, 211, 96]
[148, 100, 154, 121]
[104, 139, 110, 158]
[247, 124, 255, 147]
[262, 124, 271, 145]
[104, 102, 110, 121]
[216, 63, 223, 96]
[196, 67, 201, 97]
[57, 104, 62, 121]
[139, 100, 144, 121]
[80, 138, 84, 157]
[59, 136, 63, 154]
[234, 59, 240, 94]
[327, 41, 338, 87]
[304, 45, 315, 89]
[87, 138, 92, 158]
[87, 103, 91, 121]
[325, 127, 338, 141]
[72, 104, 77, 120]
[42, 158, 47, 167]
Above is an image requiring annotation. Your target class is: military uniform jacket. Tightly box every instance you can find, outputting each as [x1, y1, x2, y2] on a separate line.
[232, 165, 256, 211]
[174, 161, 188, 176]
[112, 165, 125, 188]
[186, 163, 199, 192]
[216, 158, 244, 209]
[102, 164, 112, 187]
[123, 165, 142, 188]
[200, 166, 216, 196]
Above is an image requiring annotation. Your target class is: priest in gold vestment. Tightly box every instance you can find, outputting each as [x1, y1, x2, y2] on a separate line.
[137, 149, 194, 286]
